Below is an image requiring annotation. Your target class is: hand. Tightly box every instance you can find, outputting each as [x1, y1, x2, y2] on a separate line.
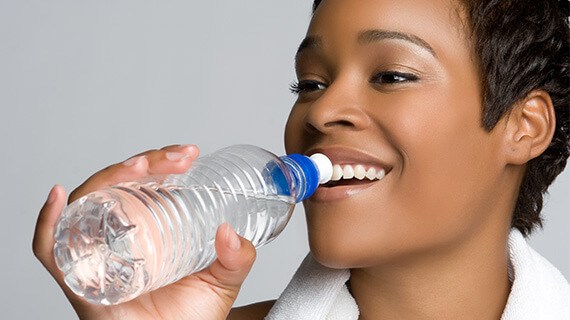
[33, 144, 257, 320]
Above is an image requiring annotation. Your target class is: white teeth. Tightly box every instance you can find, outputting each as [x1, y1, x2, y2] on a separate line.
[354, 165, 366, 180]
[366, 168, 377, 180]
[331, 165, 343, 181]
[328, 164, 387, 182]
[376, 169, 386, 180]
[342, 165, 355, 179]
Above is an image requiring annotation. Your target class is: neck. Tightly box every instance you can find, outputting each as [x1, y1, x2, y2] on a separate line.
[349, 227, 512, 320]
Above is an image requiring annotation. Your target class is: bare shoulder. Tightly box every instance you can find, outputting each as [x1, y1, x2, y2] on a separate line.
[227, 300, 276, 320]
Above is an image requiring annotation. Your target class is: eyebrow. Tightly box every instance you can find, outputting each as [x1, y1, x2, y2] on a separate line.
[296, 36, 322, 56]
[358, 29, 437, 58]
[295, 29, 437, 58]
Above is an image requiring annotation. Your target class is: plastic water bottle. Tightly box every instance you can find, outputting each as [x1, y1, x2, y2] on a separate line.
[53, 145, 332, 305]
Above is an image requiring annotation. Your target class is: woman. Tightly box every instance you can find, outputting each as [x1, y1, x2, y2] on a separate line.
[33, 0, 569, 319]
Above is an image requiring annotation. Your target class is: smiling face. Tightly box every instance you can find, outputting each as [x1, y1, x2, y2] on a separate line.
[284, 0, 515, 268]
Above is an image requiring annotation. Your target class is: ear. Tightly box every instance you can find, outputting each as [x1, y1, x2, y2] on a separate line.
[503, 90, 556, 165]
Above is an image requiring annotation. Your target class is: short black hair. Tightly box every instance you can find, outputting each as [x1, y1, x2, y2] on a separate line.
[311, 0, 570, 236]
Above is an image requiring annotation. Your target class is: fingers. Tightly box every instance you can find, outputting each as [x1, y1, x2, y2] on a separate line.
[209, 224, 257, 289]
[33, 185, 66, 269]
[69, 144, 199, 203]
[148, 144, 200, 174]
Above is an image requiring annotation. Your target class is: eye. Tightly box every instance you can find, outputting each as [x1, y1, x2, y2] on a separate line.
[289, 80, 327, 94]
[370, 71, 419, 85]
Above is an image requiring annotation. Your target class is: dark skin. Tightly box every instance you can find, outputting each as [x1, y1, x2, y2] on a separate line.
[33, 0, 556, 319]
[281, 0, 554, 319]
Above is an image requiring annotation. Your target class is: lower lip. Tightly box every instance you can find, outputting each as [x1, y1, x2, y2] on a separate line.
[308, 180, 379, 202]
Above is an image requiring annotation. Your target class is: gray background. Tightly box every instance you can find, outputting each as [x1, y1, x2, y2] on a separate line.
[1, 1, 568, 318]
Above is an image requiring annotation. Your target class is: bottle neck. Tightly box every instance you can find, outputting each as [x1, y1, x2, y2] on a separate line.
[280, 154, 319, 203]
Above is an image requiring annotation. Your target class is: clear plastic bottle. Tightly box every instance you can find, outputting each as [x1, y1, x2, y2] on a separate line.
[53, 145, 332, 305]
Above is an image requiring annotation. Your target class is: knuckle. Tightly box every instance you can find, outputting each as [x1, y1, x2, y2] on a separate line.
[68, 188, 78, 199]
[68, 188, 83, 204]
[32, 238, 44, 260]
[145, 148, 160, 155]
[138, 149, 163, 162]
[245, 246, 257, 266]
[249, 251, 257, 265]
[99, 161, 126, 176]
[31, 241, 39, 257]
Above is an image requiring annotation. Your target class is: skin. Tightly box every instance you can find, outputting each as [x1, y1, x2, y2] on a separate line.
[33, 0, 556, 319]
[282, 0, 554, 319]
[33, 145, 258, 320]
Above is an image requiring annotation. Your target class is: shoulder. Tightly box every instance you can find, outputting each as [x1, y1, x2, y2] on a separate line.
[227, 300, 276, 320]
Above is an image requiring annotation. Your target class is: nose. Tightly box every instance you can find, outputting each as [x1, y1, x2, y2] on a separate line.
[303, 81, 371, 135]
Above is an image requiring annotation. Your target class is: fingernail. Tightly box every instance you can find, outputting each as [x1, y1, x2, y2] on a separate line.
[180, 144, 198, 151]
[46, 185, 57, 204]
[166, 152, 190, 161]
[123, 155, 145, 166]
[226, 224, 241, 251]
[177, 144, 199, 156]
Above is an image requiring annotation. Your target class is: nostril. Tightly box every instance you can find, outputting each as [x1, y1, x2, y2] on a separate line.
[324, 120, 354, 127]
[305, 119, 357, 134]
[304, 122, 321, 134]
[303, 103, 370, 133]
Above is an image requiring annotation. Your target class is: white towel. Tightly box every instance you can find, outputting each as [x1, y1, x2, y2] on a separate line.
[265, 253, 358, 320]
[501, 229, 570, 319]
[266, 229, 570, 319]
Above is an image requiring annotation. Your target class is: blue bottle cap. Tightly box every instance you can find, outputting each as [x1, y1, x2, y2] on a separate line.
[283, 154, 320, 202]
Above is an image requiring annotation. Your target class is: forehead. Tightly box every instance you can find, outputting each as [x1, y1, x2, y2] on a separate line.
[307, 0, 469, 59]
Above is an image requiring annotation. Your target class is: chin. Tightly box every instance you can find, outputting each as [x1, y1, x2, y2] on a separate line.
[306, 222, 434, 270]
[307, 232, 369, 269]
[309, 247, 354, 269]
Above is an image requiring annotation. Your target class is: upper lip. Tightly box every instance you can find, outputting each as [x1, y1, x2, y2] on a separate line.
[305, 146, 392, 173]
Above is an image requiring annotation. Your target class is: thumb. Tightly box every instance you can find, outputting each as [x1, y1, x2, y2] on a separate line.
[208, 223, 256, 290]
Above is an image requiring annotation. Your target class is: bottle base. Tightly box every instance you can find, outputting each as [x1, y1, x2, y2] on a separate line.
[54, 192, 147, 305]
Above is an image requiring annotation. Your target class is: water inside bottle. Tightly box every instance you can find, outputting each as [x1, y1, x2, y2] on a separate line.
[54, 183, 295, 305]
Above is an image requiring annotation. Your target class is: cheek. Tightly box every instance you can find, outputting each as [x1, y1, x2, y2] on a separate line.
[305, 90, 495, 267]
[387, 85, 479, 149]
[384, 84, 497, 232]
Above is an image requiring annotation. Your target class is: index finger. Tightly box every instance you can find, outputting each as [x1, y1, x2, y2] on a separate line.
[68, 144, 199, 203]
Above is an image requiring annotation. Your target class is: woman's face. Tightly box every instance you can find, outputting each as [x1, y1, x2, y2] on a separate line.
[284, 0, 510, 268]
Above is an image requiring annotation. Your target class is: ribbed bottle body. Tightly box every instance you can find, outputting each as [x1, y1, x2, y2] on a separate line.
[53, 145, 297, 305]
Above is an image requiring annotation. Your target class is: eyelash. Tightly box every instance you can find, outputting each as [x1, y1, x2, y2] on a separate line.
[290, 71, 419, 95]
[289, 80, 326, 94]
[371, 71, 419, 84]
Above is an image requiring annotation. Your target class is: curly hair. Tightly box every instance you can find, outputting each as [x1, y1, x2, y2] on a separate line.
[311, 0, 570, 236]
